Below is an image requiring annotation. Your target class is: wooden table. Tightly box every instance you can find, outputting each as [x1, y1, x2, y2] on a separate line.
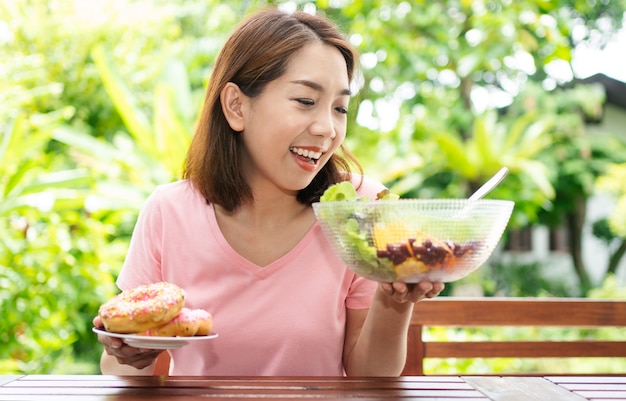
[0, 375, 624, 400]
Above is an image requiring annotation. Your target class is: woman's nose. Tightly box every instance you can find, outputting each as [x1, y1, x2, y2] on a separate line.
[310, 110, 336, 139]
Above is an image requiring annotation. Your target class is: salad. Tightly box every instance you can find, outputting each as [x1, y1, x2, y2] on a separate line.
[317, 182, 478, 282]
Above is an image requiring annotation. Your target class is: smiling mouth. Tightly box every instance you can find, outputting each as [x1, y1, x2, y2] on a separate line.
[289, 147, 322, 164]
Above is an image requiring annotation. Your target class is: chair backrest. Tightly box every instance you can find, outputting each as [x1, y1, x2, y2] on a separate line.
[153, 297, 626, 376]
[402, 297, 626, 375]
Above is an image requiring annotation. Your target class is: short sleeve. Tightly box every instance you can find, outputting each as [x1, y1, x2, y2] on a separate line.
[345, 273, 378, 309]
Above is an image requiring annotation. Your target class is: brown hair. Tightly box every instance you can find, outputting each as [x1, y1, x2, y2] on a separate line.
[183, 7, 362, 212]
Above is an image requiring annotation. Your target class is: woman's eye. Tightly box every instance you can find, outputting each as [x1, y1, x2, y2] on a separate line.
[335, 106, 348, 115]
[294, 98, 347, 115]
[296, 98, 314, 106]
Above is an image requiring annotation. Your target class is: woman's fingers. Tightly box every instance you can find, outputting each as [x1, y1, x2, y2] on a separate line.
[381, 281, 444, 303]
[103, 341, 161, 369]
[94, 315, 160, 369]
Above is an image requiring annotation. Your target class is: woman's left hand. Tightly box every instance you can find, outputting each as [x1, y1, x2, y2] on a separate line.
[379, 281, 444, 304]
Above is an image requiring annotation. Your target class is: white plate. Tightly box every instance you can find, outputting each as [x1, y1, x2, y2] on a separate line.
[93, 327, 218, 350]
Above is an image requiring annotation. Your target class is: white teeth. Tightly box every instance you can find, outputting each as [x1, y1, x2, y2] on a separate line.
[290, 147, 322, 160]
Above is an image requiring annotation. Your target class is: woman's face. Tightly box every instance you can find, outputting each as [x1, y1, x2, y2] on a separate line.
[238, 42, 351, 197]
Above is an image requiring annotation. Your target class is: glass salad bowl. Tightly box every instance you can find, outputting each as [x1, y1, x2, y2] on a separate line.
[313, 198, 514, 283]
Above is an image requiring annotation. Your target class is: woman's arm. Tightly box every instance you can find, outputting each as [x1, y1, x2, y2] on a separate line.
[343, 281, 443, 376]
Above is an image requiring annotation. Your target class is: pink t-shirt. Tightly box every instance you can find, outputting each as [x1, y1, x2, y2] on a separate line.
[116, 175, 385, 376]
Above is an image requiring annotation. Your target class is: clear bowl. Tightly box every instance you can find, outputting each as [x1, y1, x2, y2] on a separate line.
[313, 199, 514, 283]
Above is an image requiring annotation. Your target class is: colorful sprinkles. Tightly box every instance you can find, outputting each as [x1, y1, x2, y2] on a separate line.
[99, 282, 185, 320]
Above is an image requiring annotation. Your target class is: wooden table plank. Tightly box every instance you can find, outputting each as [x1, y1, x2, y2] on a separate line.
[2, 375, 475, 388]
[0, 394, 489, 401]
[0, 377, 20, 387]
[546, 376, 626, 400]
[5, 377, 475, 390]
[9, 375, 468, 383]
[8, 375, 626, 400]
[0, 375, 491, 400]
[0, 387, 487, 398]
[574, 393, 626, 400]
[547, 377, 626, 384]
[558, 384, 626, 391]
[464, 376, 587, 401]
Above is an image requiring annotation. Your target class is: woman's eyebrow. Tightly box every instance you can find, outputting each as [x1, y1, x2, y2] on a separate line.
[290, 79, 352, 96]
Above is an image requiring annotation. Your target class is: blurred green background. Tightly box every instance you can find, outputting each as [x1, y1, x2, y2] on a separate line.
[2, 0, 626, 374]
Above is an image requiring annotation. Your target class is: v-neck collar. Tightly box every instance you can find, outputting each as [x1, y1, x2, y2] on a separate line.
[205, 203, 321, 278]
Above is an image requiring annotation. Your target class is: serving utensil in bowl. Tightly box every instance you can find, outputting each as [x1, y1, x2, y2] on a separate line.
[313, 169, 513, 283]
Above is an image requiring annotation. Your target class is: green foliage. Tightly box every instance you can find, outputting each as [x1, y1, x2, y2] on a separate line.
[473, 260, 574, 298]
[425, 275, 626, 375]
[513, 83, 626, 289]
[0, 113, 123, 373]
[331, 0, 623, 172]
[2, 0, 626, 375]
[424, 327, 626, 375]
[588, 274, 626, 298]
[395, 110, 557, 227]
[597, 163, 626, 237]
[1, 0, 233, 374]
[1, 208, 122, 373]
[91, 44, 194, 181]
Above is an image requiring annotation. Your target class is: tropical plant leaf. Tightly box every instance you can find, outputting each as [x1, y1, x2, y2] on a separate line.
[432, 131, 475, 177]
[18, 170, 93, 195]
[52, 127, 126, 163]
[91, 45, 154, 153]
[153, 84, 191, 177]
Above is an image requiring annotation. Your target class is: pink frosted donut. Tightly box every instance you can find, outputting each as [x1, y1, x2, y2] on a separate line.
[190, 309, 213, 336]
[98, 282, 185, 334]
[139, 308, 213, 337]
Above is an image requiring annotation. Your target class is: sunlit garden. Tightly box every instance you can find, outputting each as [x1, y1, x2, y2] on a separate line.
[2, 0, 626, 374]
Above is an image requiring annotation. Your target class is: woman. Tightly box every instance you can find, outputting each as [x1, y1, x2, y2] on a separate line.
[93, 7, 444, 376]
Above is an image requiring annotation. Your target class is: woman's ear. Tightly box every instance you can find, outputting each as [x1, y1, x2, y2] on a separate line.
[220, 82, 246, 132]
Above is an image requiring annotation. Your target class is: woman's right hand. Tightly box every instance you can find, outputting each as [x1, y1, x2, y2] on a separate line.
[93, 316, 162, 370]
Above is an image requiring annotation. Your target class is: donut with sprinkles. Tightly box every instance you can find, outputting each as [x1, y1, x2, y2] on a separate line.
[99, 282, 185, 333]
[136, 307, 213, 337]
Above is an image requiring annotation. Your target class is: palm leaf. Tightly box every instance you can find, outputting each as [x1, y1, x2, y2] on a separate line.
[433, 130, 475, 177]
[91, 45, 155, 153]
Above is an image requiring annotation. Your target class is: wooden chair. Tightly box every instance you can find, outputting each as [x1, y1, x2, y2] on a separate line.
[402, 297, 626, 375]
[153, 297, 626, 376]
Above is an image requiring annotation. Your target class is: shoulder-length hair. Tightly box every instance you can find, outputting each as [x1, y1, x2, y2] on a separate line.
[183, 7, 362, 212]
